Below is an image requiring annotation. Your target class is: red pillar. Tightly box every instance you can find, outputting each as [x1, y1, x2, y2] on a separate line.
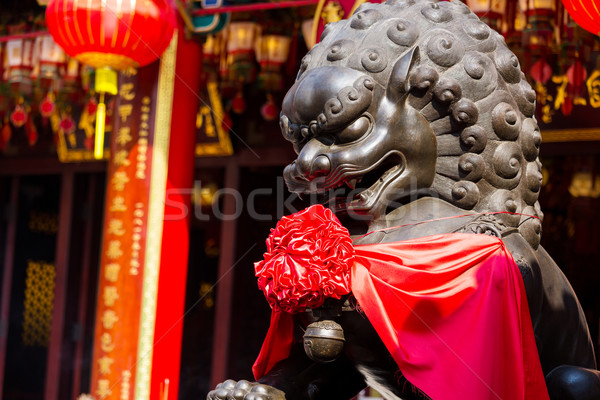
[149, 28, 201, 400]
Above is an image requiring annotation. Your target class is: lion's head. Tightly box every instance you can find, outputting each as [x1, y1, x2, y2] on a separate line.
[280, 0, 543, 249]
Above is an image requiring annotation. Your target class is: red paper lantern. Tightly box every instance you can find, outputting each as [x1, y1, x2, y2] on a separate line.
[45, 0, 177, 70]
[561, 0, 600, 36]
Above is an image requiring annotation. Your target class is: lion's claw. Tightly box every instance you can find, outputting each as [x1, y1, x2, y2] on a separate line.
[207, 380, 285, 400]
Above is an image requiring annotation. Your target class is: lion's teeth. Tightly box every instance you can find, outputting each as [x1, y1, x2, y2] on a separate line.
[360, 190, 373, 202]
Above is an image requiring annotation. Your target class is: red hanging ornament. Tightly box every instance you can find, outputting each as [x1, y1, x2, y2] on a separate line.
[40, 93, 56, 118]
[10, 104, 27, 128]
[260, 95, 279, 121]
[60, 113, 75, 135]
[231, 91, 246, 115]
[86, 97, 98, 116]
[530, 59, 553, 83]
[26, 115, 38, 147]
[566, 60, 587, 97]
[561, 0, 600, 36]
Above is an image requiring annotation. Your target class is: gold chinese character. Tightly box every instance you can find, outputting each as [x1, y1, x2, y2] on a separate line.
[106, 240, 123, 260]
[97, 379, 113, 398]
[534, 81, 552, 106]
[110, 196, 127, 212]
[118, 104, 133, 123]
[113, 150, 130, 167]
[142, 96, 151, 105]
[102, 310, 119, 329]
[122, 67, 137, 77]
[116, 127, 133, 146]
[542, 104, 554, 124]
[98, 356, 114, 375]
[108, 219, 126, 236]
[100, 333, 115, 352]
[587, 69, 600, 108]
[119, 83, 136, 101]
[552, 74, 568, 111]
[103, 286, 119, 306]
[111, 172, 130, 191]
[105, 263, 120, 282]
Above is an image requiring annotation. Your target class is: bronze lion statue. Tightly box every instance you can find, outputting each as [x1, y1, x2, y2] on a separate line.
[208, 0, 600, 399]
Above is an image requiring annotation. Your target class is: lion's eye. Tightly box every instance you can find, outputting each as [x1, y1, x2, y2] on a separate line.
[337, 116, 371, 144]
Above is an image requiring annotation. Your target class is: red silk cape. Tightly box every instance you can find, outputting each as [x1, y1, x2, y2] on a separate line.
[252, 233, 549, 400]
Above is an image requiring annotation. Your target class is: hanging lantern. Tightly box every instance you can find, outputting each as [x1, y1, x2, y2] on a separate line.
[45, 0, 177, 159]
[202, 34, 225, 81]
[466, 0, 507, 32]
[5, 38, 34, 91]
[520, 0, 556, 52]
[256, 35, 291, 92]
[561, 0, 600, 36]
[504, 1, 527, 64]
[38, 34, 66, 82]
[225, 22, 259, 83]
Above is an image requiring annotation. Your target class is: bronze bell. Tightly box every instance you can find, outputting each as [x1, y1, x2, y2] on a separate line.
[303, 320, 345, 363]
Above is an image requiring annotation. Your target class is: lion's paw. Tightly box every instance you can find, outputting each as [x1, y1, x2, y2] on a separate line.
[207, 379, 285, 400]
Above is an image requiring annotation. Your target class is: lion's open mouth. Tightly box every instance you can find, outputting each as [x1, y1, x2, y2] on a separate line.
[285, 151, 405, 211]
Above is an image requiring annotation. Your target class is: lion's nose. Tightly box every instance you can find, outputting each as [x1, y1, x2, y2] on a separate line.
[295, 154, 331, 179]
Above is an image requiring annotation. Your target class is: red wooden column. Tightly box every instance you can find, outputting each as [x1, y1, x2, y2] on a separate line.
[71, 176, 98, 399]
[45, 170, 75, 400]
[0, 177, 19, 399]
[149, 28, 201, 400]
[210, 159, 240, 388]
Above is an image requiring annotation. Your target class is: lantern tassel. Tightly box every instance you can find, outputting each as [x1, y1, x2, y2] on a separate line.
[93, 67, 118, 160]
[94, 93, 106, 160]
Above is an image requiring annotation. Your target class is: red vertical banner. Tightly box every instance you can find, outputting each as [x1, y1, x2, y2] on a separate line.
[90, 34, 178, 400]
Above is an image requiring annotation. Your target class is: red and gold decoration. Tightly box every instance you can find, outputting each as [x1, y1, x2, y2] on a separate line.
[462, 0, 600, 133]
[195, 81, 233, 156]
[253, 205, 550, 400]
[45, 0, 177, 159]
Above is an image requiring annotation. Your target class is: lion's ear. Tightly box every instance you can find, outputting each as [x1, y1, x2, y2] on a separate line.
[387, 46, 419, 100]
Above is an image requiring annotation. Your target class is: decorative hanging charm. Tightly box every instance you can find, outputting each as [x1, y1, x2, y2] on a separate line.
[231, 90, 246, 115]
[10, 102, 27, 128]
[40, 93, 57, 130]
[260, 94, 279, 121]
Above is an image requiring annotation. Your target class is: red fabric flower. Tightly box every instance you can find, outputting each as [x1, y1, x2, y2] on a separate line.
[254, 204, 354, 314]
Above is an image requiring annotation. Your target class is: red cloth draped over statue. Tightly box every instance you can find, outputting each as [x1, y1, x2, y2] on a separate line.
[253, 230, 550, 400]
